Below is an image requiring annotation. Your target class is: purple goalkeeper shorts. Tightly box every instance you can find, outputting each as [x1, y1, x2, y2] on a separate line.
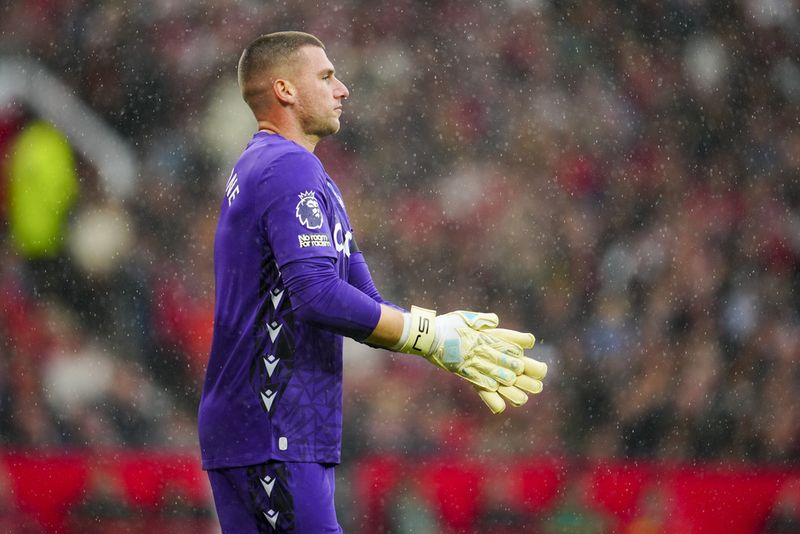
[207, 461, 343, 533]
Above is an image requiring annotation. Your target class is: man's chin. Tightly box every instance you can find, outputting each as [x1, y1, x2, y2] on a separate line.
[312, 121, 340, 138]
[326, 119, 341, 135]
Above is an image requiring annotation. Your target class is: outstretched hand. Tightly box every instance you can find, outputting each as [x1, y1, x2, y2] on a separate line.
[395, 307, 547, 414]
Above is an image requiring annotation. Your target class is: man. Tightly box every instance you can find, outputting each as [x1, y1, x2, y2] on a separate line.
[198, 31, 548, 533]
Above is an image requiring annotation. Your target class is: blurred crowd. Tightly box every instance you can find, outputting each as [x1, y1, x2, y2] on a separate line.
[1, 0, 800, 529]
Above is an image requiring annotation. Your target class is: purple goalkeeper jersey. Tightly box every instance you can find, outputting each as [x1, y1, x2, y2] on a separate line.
[198, 132, 359, 469]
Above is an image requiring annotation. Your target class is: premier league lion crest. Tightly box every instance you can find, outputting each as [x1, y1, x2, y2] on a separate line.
[295, 191, 323, 230]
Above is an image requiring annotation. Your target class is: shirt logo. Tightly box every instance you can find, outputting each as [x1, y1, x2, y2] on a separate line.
[295, 191, 323, 230]
[333, 221, 352, 258]
[298, 234, 331, 248]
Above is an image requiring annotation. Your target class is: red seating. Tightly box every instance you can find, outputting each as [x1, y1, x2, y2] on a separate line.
[2, 450, 209, 533]
[417, 458, 486, 531]
[352, 454, 403, 532]
[588, 460, 655, 523]
[516, 456, 569, 513]
[2, 450, 798, 534]
[115, 451, 209, 508]
[3, 452, 89, 532]
[668, 466, 792, 534]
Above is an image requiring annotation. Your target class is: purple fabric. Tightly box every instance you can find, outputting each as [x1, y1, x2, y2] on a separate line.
[281, 257, 381, 341]
[199, 132, 372, 469]
[208, 461, 342, 533]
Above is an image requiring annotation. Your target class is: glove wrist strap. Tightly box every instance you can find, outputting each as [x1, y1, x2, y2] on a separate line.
[396, 305, 437, 356]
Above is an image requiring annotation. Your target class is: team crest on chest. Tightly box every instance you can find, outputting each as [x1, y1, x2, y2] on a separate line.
[295, 191, 323, 230]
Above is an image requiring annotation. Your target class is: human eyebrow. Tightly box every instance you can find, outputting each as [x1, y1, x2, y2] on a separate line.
[320, 68, 335, 79]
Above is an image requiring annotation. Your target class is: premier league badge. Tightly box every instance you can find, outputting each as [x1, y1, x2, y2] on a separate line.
[295, 191, 323, 230]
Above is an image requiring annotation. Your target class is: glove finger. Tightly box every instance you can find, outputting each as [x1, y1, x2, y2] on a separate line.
[522, 357, 548, 380]
[459, 367, 499, 391]
[483, 328, 535, 349]
[478, 328, 524, 358]
[456, 311, 499, 330]
[514, 374, 544, 394]
[497, 385, 528, 407]
[473, 342, 525, 374]
[469, 361, 517, 386]
[474, 387, 506, 414]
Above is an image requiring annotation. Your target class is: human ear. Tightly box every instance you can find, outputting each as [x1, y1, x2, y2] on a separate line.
[273, 79, 296, 105]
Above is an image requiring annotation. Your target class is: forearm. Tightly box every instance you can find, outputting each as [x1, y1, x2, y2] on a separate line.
[281, 258, 382, 340]
[363, 304, 406, 347]
[283, 257, 406, 346]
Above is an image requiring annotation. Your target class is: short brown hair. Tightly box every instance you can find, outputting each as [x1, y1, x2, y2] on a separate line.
[238, 31, 325, 110]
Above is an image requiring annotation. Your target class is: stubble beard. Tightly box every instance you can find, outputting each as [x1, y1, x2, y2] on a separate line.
[308, 119, 339, 138]
[298, 105, 340, 139]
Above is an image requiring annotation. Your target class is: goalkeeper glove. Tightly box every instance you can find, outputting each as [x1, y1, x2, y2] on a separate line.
[392, 306, 547, 414]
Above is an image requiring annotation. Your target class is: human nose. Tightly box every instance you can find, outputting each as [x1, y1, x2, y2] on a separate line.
[335, 79, 349, 99]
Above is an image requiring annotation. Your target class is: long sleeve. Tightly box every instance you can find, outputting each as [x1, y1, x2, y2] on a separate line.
[280, 256, 382, 341]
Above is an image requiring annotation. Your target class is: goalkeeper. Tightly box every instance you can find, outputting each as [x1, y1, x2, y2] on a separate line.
[198, 31, 547, 534]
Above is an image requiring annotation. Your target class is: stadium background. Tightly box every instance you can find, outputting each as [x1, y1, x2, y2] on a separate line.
[1, 0, 799, 532]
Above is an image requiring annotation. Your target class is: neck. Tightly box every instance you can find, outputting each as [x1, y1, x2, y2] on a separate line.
[257, 120, 318, 153]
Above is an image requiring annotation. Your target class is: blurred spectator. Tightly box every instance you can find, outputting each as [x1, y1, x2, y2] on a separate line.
[6, 121, 77, 260]
[541, 474, 615, 534]
[385, 477, 441, 534]
[763, 479, 800, 534]
[68, 460, 138, 534]
[156, 479, 216, 534]
[623, 483, 678, 534]
[477, 470, 539, 534]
